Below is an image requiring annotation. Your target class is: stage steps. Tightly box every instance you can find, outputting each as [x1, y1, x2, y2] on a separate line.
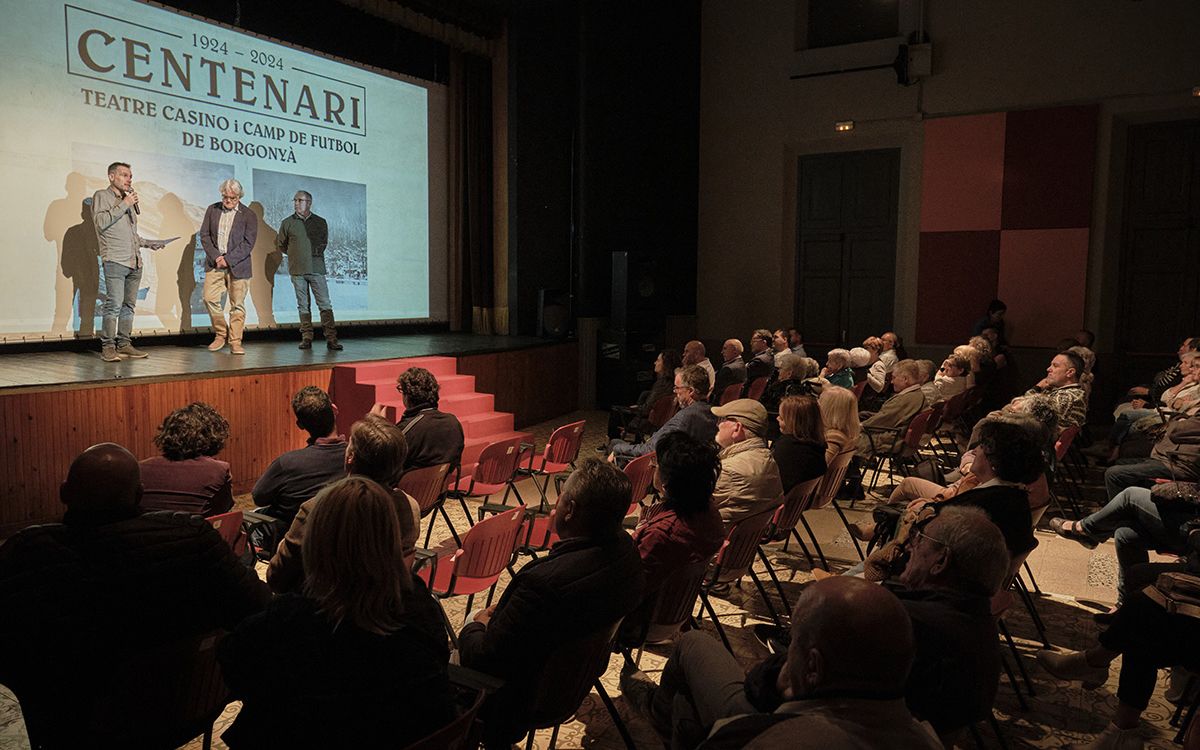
[330, 356, 532, 468]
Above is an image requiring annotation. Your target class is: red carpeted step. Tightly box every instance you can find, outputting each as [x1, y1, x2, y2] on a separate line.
[459, 411, 515, 439]
[439, 392, 494, 418]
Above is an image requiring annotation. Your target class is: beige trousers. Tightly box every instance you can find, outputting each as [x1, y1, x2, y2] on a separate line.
[203, 269, 249, 344]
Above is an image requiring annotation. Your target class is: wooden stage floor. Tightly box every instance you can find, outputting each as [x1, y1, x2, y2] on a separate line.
[0, 332, 548, 391]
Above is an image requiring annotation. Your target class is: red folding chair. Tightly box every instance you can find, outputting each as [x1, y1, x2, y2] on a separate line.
[519, 420, 586, 511]
[621, 452, 658, 522]
[419, 505, 527, 624]
[446, 436, 530, 525]
[697, 506, 786, 653]
[759, 476, 822, 571]
[851, 380, 868, 401]
[207, 510, 246, 558]
[805, 449, 860, 565]
[620, 558, 711, 666]
[399, 463, 457, 547]
[646, 395, 679, 429]
[861, 408, 936, 493]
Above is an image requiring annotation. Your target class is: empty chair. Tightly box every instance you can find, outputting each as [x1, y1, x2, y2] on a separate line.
[445, 436, 530, 521]
[621, 452, 658, 521]
[399, 463, 457, 547]
[519, 420, 586, 510]
[698, 507, 787, 653]
[419, 504, 527, 623]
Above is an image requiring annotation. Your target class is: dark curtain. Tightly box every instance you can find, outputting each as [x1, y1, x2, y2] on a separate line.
[450, 50, 497, 334]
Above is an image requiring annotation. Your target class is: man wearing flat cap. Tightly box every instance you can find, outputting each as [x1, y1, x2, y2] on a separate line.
[711, 399, 784, 526]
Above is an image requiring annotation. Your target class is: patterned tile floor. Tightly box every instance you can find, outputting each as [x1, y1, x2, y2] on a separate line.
[0, 413, 1191, 749]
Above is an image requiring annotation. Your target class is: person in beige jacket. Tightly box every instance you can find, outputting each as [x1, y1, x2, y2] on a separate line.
[711, 399, 784, 526]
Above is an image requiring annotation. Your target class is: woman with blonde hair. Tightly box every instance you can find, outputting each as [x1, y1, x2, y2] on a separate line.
[818, 386, 861, 465]
[773, 395, 828, 493]
[219, 477, 454, 748]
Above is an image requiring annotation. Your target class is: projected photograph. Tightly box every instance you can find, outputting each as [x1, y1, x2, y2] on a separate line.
[253, 169, 368, 316]
[65, 145, 235, 333]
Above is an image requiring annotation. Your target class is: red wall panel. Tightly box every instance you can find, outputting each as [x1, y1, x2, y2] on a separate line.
[920, 113, 1007, 232]
[916, 231, 1001, 345]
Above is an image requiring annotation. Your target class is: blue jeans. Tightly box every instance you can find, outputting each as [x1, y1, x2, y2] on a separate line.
[1104, 458, 1173, 499]
[1078, 486, 1197, 602]
[290, 274, 331, 314]
[101, 260, 141, 347]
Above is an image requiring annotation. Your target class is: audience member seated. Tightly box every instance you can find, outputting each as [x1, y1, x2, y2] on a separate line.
[819, 385, 862, 464]
[771, 328, 790, 368]
[683, 339, 717, 397]
[219, 477, 454, 749]
[629, 507, 1008, 744]
[1050, 480, 1200, 607]
[620, 577, 941, 750]
[624, 432, 725, 643]
[138, 402, 234, 516]
[863, 335, 895, 395]
[787, 327, 807, 357]
[924, 354, 971, 405]
[377, 366, 465, 471]
[859, 421, 1040, 579]
[742, 329, 776, 395]
[253, 385, 347, 527]
[1037, 548, 1200, 750]
[1094, 413, 1200, 500]
[609, 364, 717, 466]
[760, 352, 820, 419]
[842, 359, 926, 498]
[712, 338, 747, 400]
[1102, 352, 1200, 464]
[1001, 350, 1088, 436]
[268, 415, 422, 593]
[458, 459, 646, 748]
[772, 395, 828, 494]
[608, 348, 681, 439]
[821, 348, 855, 389]
[0, 444, 270, 748]
[710, 399, 785, 526]
[848, 346, 871, 381]
[1147, 337, 1200, 405]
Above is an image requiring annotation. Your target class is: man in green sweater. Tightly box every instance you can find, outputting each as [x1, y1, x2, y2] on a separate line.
[275, 191, 342, 350]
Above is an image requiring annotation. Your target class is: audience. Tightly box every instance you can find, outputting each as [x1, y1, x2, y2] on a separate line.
[711, 398, 785, 525]
[857, 359, 927, 456]
[621, 577, 941, 750]
[848, 346, 872, 383]
[712, 338, 747, 401]
[625, 432, 725, 641]
[683, 339, 717, 396]
[631, 506, 1008, 745]
[821, 348, 855, 389]
[609, 364, 717, 465]
[787, 327, 807, 358]
[138, 402, 234, 516]
[268, 415, 422, 593]
[772, 395, 828, 494]
[1001, 350, 1088, 436]
[0, 444, 269, 748]
[458, 459, 646, 748]
[760, 352, 820, 419]
[378, 366, 465, 471]
[770, 329, 790, 368]
[219, 476, 454, 748]
[1097, 413, 1200, 499]
[743, 329, 776, 394]
[253, 385, 347, 526]
[818, 385, 862, 464]
[607, 348, 681, 439]
[1102, 351, 1200, 464]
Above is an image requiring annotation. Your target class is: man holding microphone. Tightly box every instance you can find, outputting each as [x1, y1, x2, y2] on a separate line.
[91, 161, 163, 362]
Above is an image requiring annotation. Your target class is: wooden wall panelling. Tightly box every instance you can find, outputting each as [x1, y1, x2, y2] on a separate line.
[457, 342, 578, 428]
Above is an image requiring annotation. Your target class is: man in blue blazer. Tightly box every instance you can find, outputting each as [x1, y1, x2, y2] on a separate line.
[200, 178, 257, 354]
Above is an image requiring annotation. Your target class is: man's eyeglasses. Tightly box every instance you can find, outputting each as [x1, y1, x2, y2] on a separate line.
[911, 527, 947, 549]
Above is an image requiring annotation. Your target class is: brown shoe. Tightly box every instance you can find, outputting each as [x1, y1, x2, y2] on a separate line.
[207, 337, 226, 351]
[848, 522, 876, 542]
[101, 345, 120, 362]
[230, 342, 245, 355]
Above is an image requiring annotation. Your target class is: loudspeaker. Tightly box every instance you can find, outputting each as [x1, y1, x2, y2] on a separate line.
[537, 288, 571, 339]
[611, 251, 663, 333]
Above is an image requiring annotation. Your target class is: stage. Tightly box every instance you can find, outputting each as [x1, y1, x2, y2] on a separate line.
[0, 332, 579, 536]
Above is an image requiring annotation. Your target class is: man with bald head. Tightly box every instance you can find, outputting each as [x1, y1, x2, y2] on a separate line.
[622, 577, 939, 749]
[682, 340, 717, 397]
[711, 338, 747, 403]
[0, 443, 269, 747]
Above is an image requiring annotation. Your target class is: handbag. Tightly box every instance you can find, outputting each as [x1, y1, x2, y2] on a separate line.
[1150, 481, 1200, 507]
[1145, 572, 1200, 619]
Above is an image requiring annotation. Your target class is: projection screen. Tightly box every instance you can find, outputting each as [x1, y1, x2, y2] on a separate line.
[0, 0, 448, 341]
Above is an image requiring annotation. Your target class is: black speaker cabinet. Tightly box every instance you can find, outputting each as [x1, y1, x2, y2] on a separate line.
[537, 288, 572, 339]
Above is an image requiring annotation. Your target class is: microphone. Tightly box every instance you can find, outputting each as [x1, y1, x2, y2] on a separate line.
[124, 188, 140, 215]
